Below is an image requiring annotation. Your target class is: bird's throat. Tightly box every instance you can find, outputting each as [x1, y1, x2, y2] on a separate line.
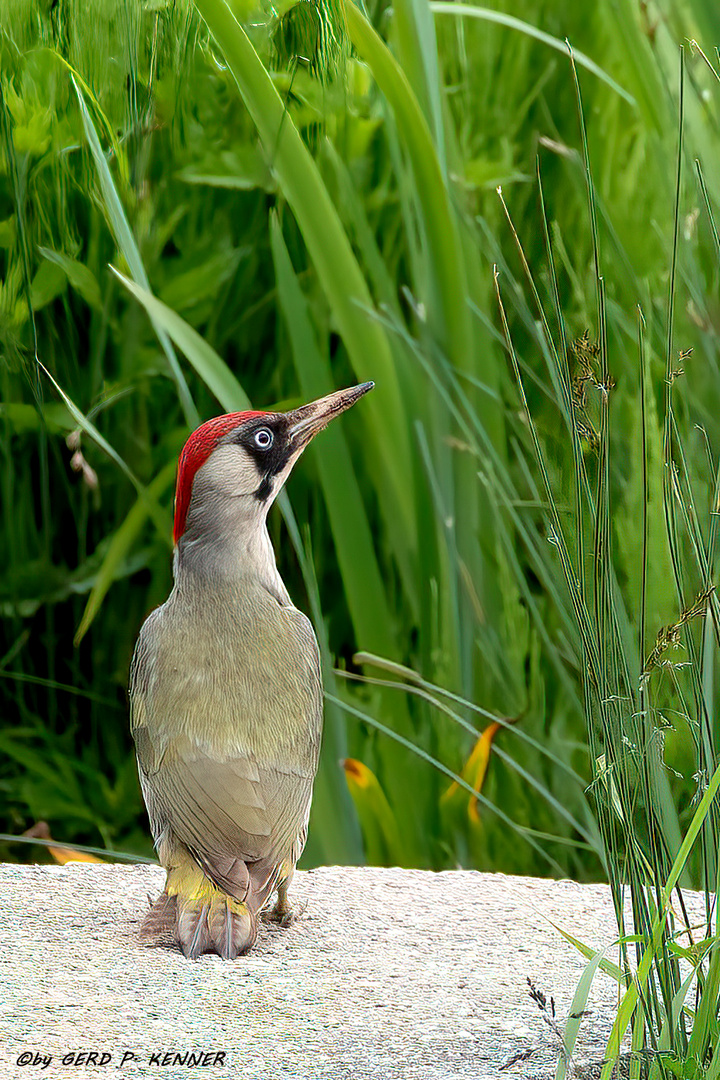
[175, 518, 291, 607]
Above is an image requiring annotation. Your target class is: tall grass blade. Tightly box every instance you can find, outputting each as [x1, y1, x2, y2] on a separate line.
[270, 214, 395, 654]
[192, 0, 415, 545]
[345, 1, 470, 369]
[74, 460, 176, 644]
[37, 360, 171, 539]
[71, 77, 198, 428]
[430, 5, 635, 105]
[110, 269, 252, 411]
[600, 760, 720, 1076]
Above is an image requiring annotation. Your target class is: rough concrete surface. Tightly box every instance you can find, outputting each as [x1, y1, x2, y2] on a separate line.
[0, 863, 668, 1079]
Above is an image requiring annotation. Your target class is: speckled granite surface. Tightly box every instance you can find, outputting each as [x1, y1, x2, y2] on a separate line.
[1, 864, 659, 1079]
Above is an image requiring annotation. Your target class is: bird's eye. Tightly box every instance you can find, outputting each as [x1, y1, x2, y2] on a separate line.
[253, 427, 274, 450]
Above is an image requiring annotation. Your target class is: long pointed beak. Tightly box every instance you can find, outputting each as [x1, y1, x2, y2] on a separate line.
[287, 383, 374, 449]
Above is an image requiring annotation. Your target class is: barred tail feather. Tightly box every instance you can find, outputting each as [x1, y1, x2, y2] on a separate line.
[208, 898, 257, 959]
[141, 887, 256, 959]
[177, 899, 211, 959]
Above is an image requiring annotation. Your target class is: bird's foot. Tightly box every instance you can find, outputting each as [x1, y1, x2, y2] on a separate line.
[262, 899, 306, 928]
[262, 904, 294, 928]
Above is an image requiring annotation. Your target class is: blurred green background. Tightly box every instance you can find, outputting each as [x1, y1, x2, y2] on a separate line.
[0, 0, 718, 884]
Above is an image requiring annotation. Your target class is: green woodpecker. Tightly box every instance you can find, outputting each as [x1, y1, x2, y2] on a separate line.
[129, 384, 373, 959]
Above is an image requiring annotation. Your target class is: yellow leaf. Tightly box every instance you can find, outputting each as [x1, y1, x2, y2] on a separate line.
[24, 822, 105, 865]
[441, 719, 515, 822]
[342, 759, 403, 866]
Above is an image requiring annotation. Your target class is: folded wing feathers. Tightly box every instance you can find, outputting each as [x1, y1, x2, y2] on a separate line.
[139, 743, 314, 907]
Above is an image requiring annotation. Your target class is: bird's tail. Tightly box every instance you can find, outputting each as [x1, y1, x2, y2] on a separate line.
[141, 865, 256, 959]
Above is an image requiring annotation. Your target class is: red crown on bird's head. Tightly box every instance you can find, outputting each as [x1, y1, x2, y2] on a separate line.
[173, 411, 267, 544]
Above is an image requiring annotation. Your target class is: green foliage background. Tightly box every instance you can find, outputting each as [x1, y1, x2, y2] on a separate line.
[0, 0, 718, 893]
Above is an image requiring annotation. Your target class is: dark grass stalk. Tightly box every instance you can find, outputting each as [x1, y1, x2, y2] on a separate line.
[654, 60, 701, 1054]
[662, 49, 686, 617]
[0, 833, 157, 864]
[496, 179, 594, 530]
[0, 670, 122, 710]
[569, 55, 664, 1050]
[638, 310, 651, 991]
[492, 268, 598, 674]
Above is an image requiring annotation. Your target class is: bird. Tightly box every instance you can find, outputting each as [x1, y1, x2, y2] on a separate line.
[129, 383, 374, 959]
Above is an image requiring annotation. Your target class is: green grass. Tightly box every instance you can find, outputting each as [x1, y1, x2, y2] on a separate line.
[0, 0, 586, 873]
[489, 26, 720, 1075]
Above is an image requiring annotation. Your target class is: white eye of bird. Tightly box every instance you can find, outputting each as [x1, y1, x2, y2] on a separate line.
[253, 428, 273, 450]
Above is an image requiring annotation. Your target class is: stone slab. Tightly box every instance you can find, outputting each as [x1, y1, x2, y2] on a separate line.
[0, 864, 665, 1079]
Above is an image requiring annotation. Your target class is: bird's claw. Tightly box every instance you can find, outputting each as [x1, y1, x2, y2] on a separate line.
[262, 900, 305, 928]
